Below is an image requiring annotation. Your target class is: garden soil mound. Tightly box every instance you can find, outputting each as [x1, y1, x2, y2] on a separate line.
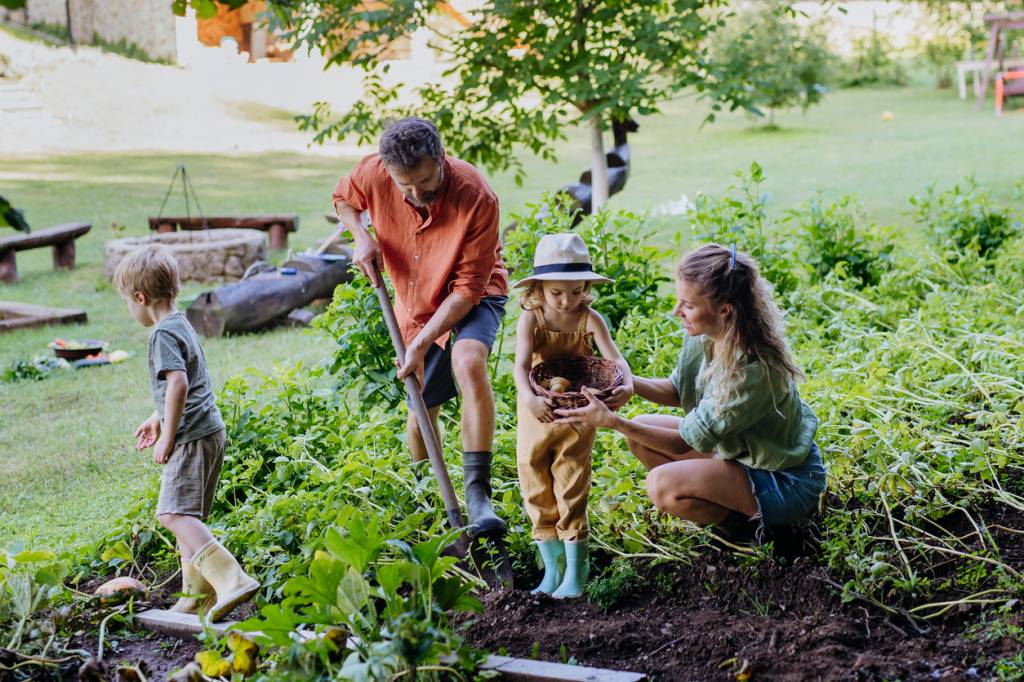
[460, 539, 1022, 681]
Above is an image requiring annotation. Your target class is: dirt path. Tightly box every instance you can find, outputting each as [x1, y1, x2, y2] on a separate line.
[0, 28, 439, 158]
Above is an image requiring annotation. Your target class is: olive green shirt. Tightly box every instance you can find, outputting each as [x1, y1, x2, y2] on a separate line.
[668, 335, 817, 471]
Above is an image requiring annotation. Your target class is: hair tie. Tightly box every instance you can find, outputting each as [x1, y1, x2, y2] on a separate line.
[729, 243, 737, 271]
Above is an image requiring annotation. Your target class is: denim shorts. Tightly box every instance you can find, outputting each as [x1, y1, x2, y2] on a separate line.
[416, 295, 507, 408]
[741, 443, 827, 527]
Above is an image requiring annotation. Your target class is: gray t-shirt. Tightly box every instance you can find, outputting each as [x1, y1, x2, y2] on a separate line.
[148, 312, 224, 444]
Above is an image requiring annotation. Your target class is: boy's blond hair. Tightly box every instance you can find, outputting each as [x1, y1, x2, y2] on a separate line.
[518, 280, 594, 311]
[112, 244, 181, 302]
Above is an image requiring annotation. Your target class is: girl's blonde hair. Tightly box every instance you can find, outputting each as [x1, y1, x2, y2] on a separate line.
[518, 280, 594, 311]
[678, 244, 802, 409]
[112, 244, 181, 302]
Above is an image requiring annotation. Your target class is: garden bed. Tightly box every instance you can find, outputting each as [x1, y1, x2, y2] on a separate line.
[459, 543, 1023, 681]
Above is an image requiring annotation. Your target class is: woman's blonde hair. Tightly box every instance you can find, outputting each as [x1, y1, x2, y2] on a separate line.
[678, 244, 802, 410]
[518, 280, 594, 311]
[112, 244, 181, 302]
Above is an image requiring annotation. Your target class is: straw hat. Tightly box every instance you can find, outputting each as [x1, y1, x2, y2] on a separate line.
[512, 233, 614, 287]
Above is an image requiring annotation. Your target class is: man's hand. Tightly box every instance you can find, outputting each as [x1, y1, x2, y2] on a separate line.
[352, 234, 383, 287]
[135, 415, 161, 451]
[396, 343, 427, 389]
[528, 395, 556, 423]
[153, 435, 174, 465]
[554, 386, 616, 429]
[603, 382, 634, 410]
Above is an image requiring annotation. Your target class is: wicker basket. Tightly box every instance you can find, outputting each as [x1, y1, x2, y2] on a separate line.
[529, 355, 624, 409]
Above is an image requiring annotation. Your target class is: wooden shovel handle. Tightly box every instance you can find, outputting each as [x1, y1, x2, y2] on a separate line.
[369, 262, 466, 529]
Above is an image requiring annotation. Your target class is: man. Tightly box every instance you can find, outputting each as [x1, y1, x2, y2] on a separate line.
[330, 117, 508, 536]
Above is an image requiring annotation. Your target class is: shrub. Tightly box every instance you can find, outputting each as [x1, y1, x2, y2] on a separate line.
[841, 29, 907, 88]
[788, 194, 893, 289]
[910, 178, 1020, 259]
[686, 162, 802, 297]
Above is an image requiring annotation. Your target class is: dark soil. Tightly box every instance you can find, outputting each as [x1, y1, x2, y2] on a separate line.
[458, 525, 1024, 681]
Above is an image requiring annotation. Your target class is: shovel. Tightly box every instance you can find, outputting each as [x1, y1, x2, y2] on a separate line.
[368, 260, 514, 588]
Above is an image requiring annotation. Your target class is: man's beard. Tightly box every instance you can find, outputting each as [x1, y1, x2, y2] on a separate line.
[405, 190, 437, 207]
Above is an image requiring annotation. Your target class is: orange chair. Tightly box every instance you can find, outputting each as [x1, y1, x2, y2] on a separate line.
[995, 70, 1024, 115]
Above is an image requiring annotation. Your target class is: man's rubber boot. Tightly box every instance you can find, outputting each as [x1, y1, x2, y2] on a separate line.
[531, 538, 565, 595]
[169, 560, 214, 614]
[552, 539, 589, 599]
[191, 540, 260, 622]
[463, 451, 508, 537]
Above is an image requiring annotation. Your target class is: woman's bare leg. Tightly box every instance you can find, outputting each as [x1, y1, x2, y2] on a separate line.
[645, 457, 758, 523]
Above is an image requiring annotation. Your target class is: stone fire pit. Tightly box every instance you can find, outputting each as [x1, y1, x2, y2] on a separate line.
[104, 229, 266, 283]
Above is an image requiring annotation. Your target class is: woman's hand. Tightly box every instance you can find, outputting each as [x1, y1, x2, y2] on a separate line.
[528, 395, 556, 423]
[554, 386, 617, 428]
[603, 382, 633, 410]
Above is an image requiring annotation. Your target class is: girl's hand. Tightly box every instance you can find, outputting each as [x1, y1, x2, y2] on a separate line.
[554, 386, 615, 428]
[603, 382, 633, 410]
[528, 395, 556, 423]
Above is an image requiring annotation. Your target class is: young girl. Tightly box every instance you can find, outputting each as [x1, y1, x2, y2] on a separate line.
[513, 233, 633, 598]
[555, 244, 826, 543]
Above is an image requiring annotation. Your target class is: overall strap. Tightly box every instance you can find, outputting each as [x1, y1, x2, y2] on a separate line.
[534, 306, 547, 331]
[577, 308, 590, 333]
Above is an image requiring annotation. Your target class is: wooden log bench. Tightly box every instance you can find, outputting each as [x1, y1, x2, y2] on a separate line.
[149, 215, 299, 251]
[0, 222, 92, 283]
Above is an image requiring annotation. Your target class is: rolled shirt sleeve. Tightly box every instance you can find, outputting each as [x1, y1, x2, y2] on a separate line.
[678, 362, 780, 455]
[332, 158, 373, 213]
[448, 193, 499, 305]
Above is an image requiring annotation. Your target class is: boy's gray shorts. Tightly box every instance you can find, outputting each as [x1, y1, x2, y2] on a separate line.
[156, 428, 225, 520]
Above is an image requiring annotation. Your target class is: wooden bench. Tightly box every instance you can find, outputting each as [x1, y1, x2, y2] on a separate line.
[149, 215, 298, 251]
[0, 222, 92, 283]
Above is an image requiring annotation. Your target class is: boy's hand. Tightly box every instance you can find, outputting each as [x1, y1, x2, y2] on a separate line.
[135, 415, 161, 450]
[603, 383, 634, 410]
[153, 435, 174, 465]
[528, 395, 556, 423]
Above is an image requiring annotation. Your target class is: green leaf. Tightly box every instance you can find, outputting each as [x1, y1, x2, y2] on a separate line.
[100, 540, 132, 563]
[336, 567, 369, 616]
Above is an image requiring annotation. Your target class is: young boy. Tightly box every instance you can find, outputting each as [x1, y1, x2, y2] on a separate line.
[113, 244, 258, 622]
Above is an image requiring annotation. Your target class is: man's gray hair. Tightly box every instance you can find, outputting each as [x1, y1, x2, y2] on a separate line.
[379, 117, 443, 171]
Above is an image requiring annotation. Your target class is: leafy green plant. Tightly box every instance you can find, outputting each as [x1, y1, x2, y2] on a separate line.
[686, 162, 802, 297]
[788, 194, 893, 288]
[312, 277, 404, 410]
[237, 512, 486, 681]
[585, 557, 642, 609]
[911, 178, 1020, 259]
[1, 546, 67, 656]
[1, 356, 69, 383]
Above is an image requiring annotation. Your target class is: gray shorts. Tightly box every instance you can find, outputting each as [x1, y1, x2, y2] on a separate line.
[156, 428, 225, 519]
[417, 295, 507, 408]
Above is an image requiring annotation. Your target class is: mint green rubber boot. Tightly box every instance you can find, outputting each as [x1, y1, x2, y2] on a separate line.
[551, 539, 589, 599]
[531, 538, 565, 594]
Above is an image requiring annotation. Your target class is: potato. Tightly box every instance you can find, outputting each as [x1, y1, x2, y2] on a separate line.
[548, 377, 571, 393]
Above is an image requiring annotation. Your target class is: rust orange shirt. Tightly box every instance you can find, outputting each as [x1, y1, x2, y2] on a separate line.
[332, 154, 509, 347]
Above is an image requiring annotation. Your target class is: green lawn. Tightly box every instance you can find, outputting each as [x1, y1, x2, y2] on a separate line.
[1, 82, 1021, 553]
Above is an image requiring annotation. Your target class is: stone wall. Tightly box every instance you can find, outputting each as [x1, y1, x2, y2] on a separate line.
[24, 0, 177, 62]
[104, 230, 267, 283]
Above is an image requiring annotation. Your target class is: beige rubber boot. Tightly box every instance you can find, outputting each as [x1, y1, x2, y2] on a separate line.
[191, 540, 259, 622]
[169, 560, 214, 614]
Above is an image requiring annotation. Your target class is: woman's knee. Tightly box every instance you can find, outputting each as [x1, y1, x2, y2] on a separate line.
[645, 467, 674, 509]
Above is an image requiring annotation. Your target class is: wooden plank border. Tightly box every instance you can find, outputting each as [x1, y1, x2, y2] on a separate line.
[134, 609, 646, 681]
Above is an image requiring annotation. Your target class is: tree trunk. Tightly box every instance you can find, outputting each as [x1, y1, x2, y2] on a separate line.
[186, 252, 352, 337]
[589, 115, 609, 212]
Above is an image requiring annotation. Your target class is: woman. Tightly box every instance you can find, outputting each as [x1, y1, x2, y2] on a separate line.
[555, 244, 826, 540]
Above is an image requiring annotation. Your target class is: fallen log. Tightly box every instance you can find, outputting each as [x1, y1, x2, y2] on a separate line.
[186, 251, 352, 337]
